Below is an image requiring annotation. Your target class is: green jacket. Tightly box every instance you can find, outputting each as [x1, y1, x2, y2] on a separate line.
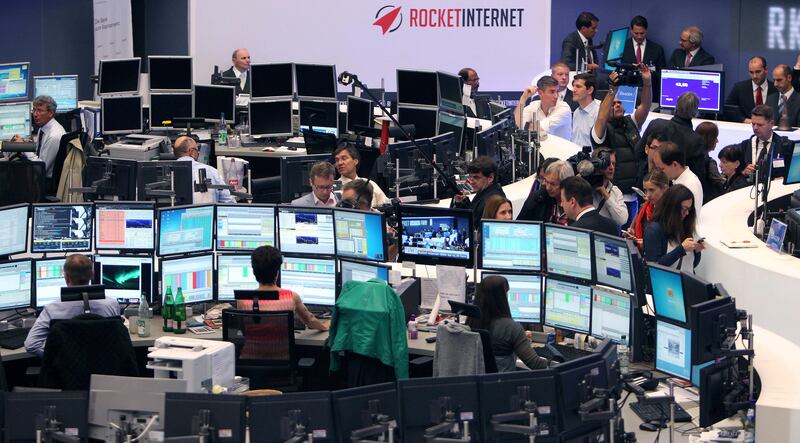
[328, 279, 409, 379]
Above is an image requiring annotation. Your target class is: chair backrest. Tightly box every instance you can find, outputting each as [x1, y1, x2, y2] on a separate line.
[0, 161, 46, 205]
[52, 131, 83, 192]
[433, 322, 485, 377]
[475, 328, 498, 374]
[222, 309, 296, 373]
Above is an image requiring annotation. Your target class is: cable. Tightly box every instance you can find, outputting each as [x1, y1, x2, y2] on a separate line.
[130, 414, 159, 442]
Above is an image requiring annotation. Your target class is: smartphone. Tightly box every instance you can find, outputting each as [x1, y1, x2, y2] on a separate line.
[696, 237, 706, 243]
[631, 187, 646, 198]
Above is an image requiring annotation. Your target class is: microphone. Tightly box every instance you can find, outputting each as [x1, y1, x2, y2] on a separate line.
[338, 71, 358, 86]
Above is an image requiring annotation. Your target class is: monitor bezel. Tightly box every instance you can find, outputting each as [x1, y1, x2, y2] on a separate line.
[93, 253, 154, 304]
[603, 27, 629, 65]
[33, 74, 79, 112]
[215, 203, 277, 252]
[543, 223, 596, 284]
[0, 61, 31, 103]
[654, 318, 693, 381]
[338, 256, 392, 295]
[276, 205, 337, 257]
[592, 230, 635, 293]
[93, 201, 156, 252]
[98, 57, 141, 96]
[33, 255, 94, 310]
[158, 252, 216, 305]
[31, 202, 94, 253]
[647, 261, 690, 326]
[481, 270, 543, 324]
[396, 105, 439, 139]
[542, 275, 593, 334]
[215, 251, 258, 302]
[333, 207, 389, 263]
[783, 141, 800, 185]
[193, 84, 236, 124]
[346, 95, 374, 134]
[0, 101, 32, 140]
[298, 98, 339, 137]
[659, 68, 725, 112]
[149, 92, 194, 130]
[0, 258, 34, 310]
[101, 95, 143, 135]
[436, 71, 464, 115]
[294, 63, 338, 100]
[248, 98, 294, 137]
[156, 204, 216, 257]
[249, 62, 294, 100]
[147, 55, 193, 93]
[397, 204, 475, 267]
[436, 111, 466, 155]
[479, 219, 543, 272]
[0, 203, 30, 257]
[396, 68, 439, 107]
[589, 284, 633, 344]
[278, 253, 338, 307]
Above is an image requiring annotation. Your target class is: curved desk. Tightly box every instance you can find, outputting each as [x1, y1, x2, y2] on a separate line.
[697, 181, 800, 441]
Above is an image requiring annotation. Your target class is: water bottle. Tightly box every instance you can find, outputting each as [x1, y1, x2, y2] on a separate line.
[617, 335, 630, 375]
[137, 294, 151, 337]
[174, 287, 187, 334]
[218, 113, 228, 147]
[407, 314, 418, 340]
[162, 286, 174, 332]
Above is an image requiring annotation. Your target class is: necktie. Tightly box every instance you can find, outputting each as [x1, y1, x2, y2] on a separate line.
[756, 139, 767, 163]
[36, 129, 43, 156]
[240, 71, 247, 90]
[779, 94, 787, 117]
[586, 43, 594, 64]
[684, 52, 693, 67]
[755, 86, 763, 106]
[636, 43, 642, 64]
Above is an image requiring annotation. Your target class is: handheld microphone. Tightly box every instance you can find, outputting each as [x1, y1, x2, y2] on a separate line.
[338, 71, 358, 86]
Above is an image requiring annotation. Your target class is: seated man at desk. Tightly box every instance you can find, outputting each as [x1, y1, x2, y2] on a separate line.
[334, 145, 390, 208]
[4, 95, 66, 182]
[222, 48, 251, 96]
[25, 254, 120, 357]
[174, 136, 236, 204]
[291, 160, 338, 207]
[514, 75, 572, 141]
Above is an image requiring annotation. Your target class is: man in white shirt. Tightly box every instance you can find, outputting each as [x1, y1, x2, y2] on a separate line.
[514, 75, 572, 141]
[8, 95, 66, 180]
[653, 141, 703, 214]
[291, 161, 338, 207]
[221, 48, 250, 95]
[571, 73, 600, 148]
[174, 136, 236, 204]
[333, 145, 390, 208]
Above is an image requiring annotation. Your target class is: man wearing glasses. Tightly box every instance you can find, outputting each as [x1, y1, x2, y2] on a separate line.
[291, 161, 338, 207]
[452, 156, 506, 226]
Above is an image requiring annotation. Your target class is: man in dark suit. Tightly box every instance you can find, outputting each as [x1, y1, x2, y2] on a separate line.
[766, 64, 800, 128]
[518, 160, 574, 223]
[738, 105, 792, 180]
[667, 26, 715, 68]
[560, 12, 599, 72]
[620, 16, 666, 68]
[451, 156, 505, 226]
[221, 48, 251, 95]
[458, 67, 491, 119]
[559, 176, 619, 236]
[725, 56, 777, 122]
[792, 55, 800, 92]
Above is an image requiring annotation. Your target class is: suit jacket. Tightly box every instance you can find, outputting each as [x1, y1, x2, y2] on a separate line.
[561, 31, 597, 71]
[725, 80, 777, 121]
[290, 192, 337, 207]
[793, 68, 800, 93]
[222, 66, 250, 96]
[667, 47, 715, 68]
[571, 209, 620, 237]
[517, 188, 556, 223]
[737, 134, 792, 178]
[621, 38, 666, 68]
[452, 182, 506, 227]
[636, 116, 708, 187]
[766, 90, 800, 127]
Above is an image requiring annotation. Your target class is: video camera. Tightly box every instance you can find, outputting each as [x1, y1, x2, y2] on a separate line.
[608, 61, 643, 87]
[567, 146, 611, 188]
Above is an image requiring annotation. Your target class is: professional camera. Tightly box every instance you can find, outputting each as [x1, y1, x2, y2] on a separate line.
[567, 146, 611, 188]
[610, 62, 642, 87]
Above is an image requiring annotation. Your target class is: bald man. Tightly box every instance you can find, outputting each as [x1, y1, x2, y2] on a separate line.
[222, 48, 251, 95]
[174, 136, 236, 204]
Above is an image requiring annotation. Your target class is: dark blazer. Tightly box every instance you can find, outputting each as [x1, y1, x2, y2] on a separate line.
[766, 90, 800, 127]
[222, 66, 250, 96]
[561, 31, 597, 71]
[725, 80, 777, 121]
[737, 134, 792, 178]
[636, 116, 708, 186]
[621, 38, 666, 68]
[517, 188, 556, 223]
[667, 47, 715, 68]
[793, 68, 800, 93]
[571, 209, 619, 237]
[452, 181, 506, 227]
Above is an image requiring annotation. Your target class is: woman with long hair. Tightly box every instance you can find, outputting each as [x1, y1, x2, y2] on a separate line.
[482, 195, 514, 220]
[643, 184, 705, 271]
[627, 169, 670, 251]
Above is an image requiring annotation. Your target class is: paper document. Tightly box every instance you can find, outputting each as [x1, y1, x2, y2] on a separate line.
[435, 265, 467, 309]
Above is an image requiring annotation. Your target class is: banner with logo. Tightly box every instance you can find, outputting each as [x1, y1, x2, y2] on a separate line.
[189, 0, 550, 92]
[93, 0, 134, 70]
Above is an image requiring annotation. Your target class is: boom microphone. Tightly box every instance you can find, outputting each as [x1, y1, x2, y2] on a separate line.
[338, 71, 358, 86]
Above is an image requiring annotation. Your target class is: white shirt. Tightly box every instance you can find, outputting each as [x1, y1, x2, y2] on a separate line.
[340, 175, 390, 208]
[575, 207, 594, 222]
[572, 99, 600, 148]
[751, 134, 773, 164]
[521, 100, 572, 141]
[313, 192, 336, 207]
[232, 67, 247, 90]
[593, 181, 628, 226]
[752, 81, 768, 104]
[673, 167, 704, 214]
[177, 156, 237, 204]
[26, 118, 66, 178]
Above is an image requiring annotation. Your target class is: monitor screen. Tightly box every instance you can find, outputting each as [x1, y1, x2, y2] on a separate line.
[95, 202, 155, 251]
[249, 100, 293, 137]
[136, 160, 194, 206]
[655, 319, 692, 380]
[784, 141, 800, 185]
[544, 277, 592, 333]
[340, 259, 390, 285]
[604, 27, 628, 64]
[34, 75, 78, 111]
[299, 100, 338, 136]
[0, 62, 30, 102]
[160, 253, 214, 304]
[660, 69, 723, 112]
[649, 264, 687, 323]
[437, 111, 465, 153]
[216, 204, 275, 251]
[334, 208, 387, 262]
[480, 220, 541, 272]
[0, 259, 32, 310]
[483, 272, 542, 323]
[31, 204, 93, 253]
[157, 205, 215, 256]
[398, 205, 473, 267]
[0, 204, 28, 256]
[93, 255, 153, 304]
[346, 95, 373, 134]
[98, 58, 141, 95]
[593, 233, 633, 292]
[148, 56, 192, 92]
[397, 106, 438, 139]
[397, 69, 438, 106]
[251, 63, 294, 99]
[101, 95, 143, 135]
[277, 206, 336, 256]
[217, 253, 258, 301]
[294, 64, 337, 99]
[280, 255, 336, 306]
[194, 84, 236, 123]
[279, 155, 332, 202]
[0, 102, 31, 140]
[544, 224, 593, 281]
[34, 257, 76, 308]
[437, 71, 463, 114]
[149, 93, 193, 129]
[590, 286, 632, 343]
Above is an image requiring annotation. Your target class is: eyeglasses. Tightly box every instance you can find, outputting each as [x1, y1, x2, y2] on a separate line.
[680, 205, 693, 213]
[313, 184, 334, 191]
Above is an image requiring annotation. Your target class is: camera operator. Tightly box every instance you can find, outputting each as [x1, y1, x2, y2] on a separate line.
[591, 148, 629, 226]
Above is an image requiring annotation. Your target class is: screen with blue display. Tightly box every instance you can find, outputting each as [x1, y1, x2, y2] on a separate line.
[34, 76, 78, 111]
[785, 142, 800, 185]
[334, 209, 386, 262]
[604, 27, 628, 64]
[481, 220, 541, 272]
[656, 319, 692, 380]
[650, 264, 687, 323]
[593, 233, 633, 292]
[0, 62, 29, 102]
[340, 259, 389, 285]
[158, 205, 214, 256]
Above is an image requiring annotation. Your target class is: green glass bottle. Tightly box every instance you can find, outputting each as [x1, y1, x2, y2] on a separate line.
[162, 286, 174, 332]
[174, 287, 187, 334]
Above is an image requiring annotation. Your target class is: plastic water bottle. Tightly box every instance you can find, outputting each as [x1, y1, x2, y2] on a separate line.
[617, 335, 630, 375]
[407, 314, 418, 340]
[162, 286, 174, 332]
[174, 287, 187, 334]
[137, 294, 151, 337]
[218, 113, 228, 147]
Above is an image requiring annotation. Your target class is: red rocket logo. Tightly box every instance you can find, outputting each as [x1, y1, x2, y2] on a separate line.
[374, 5, 403, 34]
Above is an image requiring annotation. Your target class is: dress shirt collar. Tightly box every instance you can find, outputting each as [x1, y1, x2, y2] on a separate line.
[575, 207, 594, 221]
[578, 32, 589, 46]
[313, 192, 336, 207]
[688, 48, 700, 59]
[232, 67, 244, 78]
[752, 81, 767, 92]
[782, 88, 795, 101]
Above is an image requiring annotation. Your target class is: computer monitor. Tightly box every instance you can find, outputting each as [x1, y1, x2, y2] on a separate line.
[397, 69, 438, 107]
[480, 219, 541, 272]
[148, 56, 192, 92]
[398, 205, 474, 267]
[280, 255, 336, 307]
[332, 382, 398, 443]
[698, 358, 737, 428]
[334, 207, 387, 262]
[250, 62, 294, 99]
[437, 111, 466, 154]
[0, 259, 32, 310]
[294, 63, 337, 99]
[277, 206, 336, 256]
[339, 258, 390, 286]
[4, 391, 89, 442]
[592, 232, 634, 292]
[94, 201, 155, 251]
[35, 256, 94, 308]
[299, 99, 339, 136]
[136, 160, 194, 206]
[0, 62, 30, 102]
[216, 253, 258, 302]
[83, 156, 137, 201]
[544, 224, 593, 281]
[552, 352, 607, 433]
[659, 69, 724, 112]
[482, 272, 542, 324]
[476, 370, 559, 441]
[648, 263, 687, 324]
[93, 255, 153, 304]
[690, 297, 737, 365]
[590, 285, 632, 343]
[0, 102, 32, 140]
[784, 142, 800, 185]
[157, 204, 214, 256]
[476, 118, 512, 160]
[249, 391, 336, 442]
[681, 271, 716, 307]
[397, 105, 438, 139]
[31, 203, 93, 253]
[102, 95, 143, 135]
[278, 154, 333, 203]
[655, 319, 692, 380]
[160, 253, 214, 304]
[543, 277, 592, 333]
[0, 203, 29, 256]
[216, 204, 275, 251]
[98, 58, 141, 95]
[603, 27, 628, 66]
[149, 93, 193, 129]
[346, 95, 373, 134]
[249, 99, 293, 137]
[194, 84, 236, 123]
[164, 392, 246, 442]
[34, 75, 78, 111]
[398, 375, 481, 442]
[437, 71, 463, 114]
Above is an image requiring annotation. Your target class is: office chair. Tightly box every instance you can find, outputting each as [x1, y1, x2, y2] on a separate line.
[0, 160, 47, 205]
[221, 309, 314, 391]
[52, 130, 88, 199]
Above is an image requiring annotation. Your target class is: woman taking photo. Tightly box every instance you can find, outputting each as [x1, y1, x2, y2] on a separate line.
[627, 169, 670, 251]
[643, 184, 705, 271]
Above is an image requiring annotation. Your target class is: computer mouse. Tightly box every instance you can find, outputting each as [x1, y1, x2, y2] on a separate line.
[638, 422, 658, 432]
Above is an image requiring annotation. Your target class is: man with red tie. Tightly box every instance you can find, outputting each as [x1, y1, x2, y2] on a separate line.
[725, 56, 777, 122]
[620, 16, 665, 69]
[667, 26, 715, 68]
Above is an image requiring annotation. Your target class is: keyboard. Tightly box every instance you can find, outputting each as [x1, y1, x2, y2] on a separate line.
[536, 343, 595, 361]
[629, 402, 693, 423]
[0, 327, 30, 350]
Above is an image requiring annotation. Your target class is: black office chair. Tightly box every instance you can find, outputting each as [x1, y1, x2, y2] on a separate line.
[50, 130, 86, 195]
[221, 309, 314, 391]
[0, 160, 47, 205]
